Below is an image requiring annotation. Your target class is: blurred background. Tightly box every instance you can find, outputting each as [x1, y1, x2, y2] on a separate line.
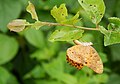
[0, 0, 120, 84]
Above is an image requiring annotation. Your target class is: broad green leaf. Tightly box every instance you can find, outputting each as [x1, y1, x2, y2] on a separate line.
[100, 26, 120, 46]
[78, 0, 105, 24]
[51, 4, 68, 23]
[7, 19, 28, 32]
[0, 0, 22, 32]
[0, 67, 18, 84]
[24, 28, 45, 48]
[109, 17, 120, 26]
[26, 1, 38, 21]
[0, 34, 18, 65]
[49, 26, 84, 42]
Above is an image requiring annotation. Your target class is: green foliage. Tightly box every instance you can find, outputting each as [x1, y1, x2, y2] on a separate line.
[1, 0, 120, 84]
[100, 25, 120, 46]
[78, 0, 105, 25]
[51, 4, 80, 24]
[24, 28, 45, 48]
[51, 4, 68, 23]
[49, 26, 84, 42]
[43, 57, 77, 84]
[0, 34, 18, 65]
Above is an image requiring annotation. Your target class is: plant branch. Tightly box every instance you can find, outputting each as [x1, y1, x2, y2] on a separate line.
[41, 22, 100, 31]
[37, 22, 100, 31]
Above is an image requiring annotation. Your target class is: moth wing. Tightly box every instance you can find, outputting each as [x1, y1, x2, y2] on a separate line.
[67, 45, 85, 70]
[84, 46, 103, 74]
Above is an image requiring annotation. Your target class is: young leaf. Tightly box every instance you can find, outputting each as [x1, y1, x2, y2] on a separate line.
[78, 0, 105, 25]
[26, 1, 38, 21]
[100, 26, 120, 46]
[51, 4, 68, 23]
[49, 26, 84, 42]
[62, 12, 80, 25]
[7, 19, 28, 32]
[108, 17, 120, 26]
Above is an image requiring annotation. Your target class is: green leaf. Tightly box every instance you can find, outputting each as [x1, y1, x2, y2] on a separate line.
[24, 65, 45, 79]
[31, 48, 54, 60]
[0, 67, 18, 84]
[26, 1, 38, 21]
[0, 34, 18, 65]
[109, 17, 120, 26]
[51, 4, 68, 23]
[78, 0, 105, 24]
[43, 58, 64, 76]
[49, 26, 84, 42]
[0, 0, 22, 32]
[7, 19, 28, 32]
[24, 28, 45, 48]
[62, 12, 80, 25]
[31, 42, 59, 60]
[100, 26, 120, 46]
[43, 57, 77, 84]
[51, 4, 80, 25]
[58, 73, 77, 84]
[79, 33, 94, 42]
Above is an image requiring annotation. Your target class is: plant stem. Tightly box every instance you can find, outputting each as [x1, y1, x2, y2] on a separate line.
[37, 22, 100, 31]
[25, 21, 99, 31]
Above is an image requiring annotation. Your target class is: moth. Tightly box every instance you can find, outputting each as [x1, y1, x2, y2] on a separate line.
[66, 40, 103, 74]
